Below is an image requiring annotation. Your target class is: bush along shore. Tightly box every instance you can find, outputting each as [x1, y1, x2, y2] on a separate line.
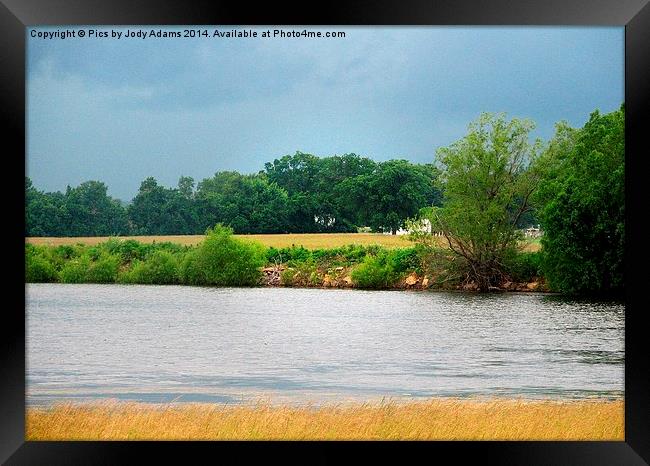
[25, 225, 547, 292]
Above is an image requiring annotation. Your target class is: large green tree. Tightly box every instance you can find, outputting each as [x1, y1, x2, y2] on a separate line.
[432, 113, 542, 290]
[196, 171, 290, 234]
[63, 181, 129, 236]
[342, 159, 441, 234]
[263, 151, 377, 232]
[26, 179, 129, 237]
[127, 177, 174, 235]
[535, 105, 624, 294]
[26, 178, 67, 236]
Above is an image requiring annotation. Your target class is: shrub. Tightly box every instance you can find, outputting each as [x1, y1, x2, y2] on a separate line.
[58, 253, 119, 283]
[340, 244, 373, 263]
[60, 256, 92, 283]
[280, 267, 297, 285]
[102, 238, 149, 263]
[415, 245, 466, 288]
[179, 225, 265, 286]
[387, 247, 420, 274]
[85, 254, 120, 283]
[121, 251, 179, 284]
[53, 245, 77, 260]
[280, 260, 321, 286]
[351, 253, 398, 289]
[178, 250, 204, 286]
[266, 246, 312, 265]
[505, 251, 542, 283]
[86, 246, 103, 261]
[26, 254, 58, 283]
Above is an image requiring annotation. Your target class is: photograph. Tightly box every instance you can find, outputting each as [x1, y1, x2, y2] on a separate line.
[21, 24, 630, 442]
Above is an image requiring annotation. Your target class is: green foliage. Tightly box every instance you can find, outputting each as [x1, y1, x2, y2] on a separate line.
[415, 245, 468, 288]
[280, 260, 321, 286]
[53, 245, 78, 261]
[280, 267, 298, 285]
[178, 250, 204, 286]
[60, 256, 92, 283]
[387, 248, 420, 274]
[178, 225, 265, 286]
[195, 172, 290, 234]
[85, 254, 120, 283]
[350, 247, 418, 289]
[127, 176, 201, 235]
[26, 179, 128, 237]
[120, 251, 179, 284]
[339, 160, 441, 234]
[351, 253, 399, 289]
[265, 244, 386, 269]
[504, 251, 542, 283]
[103, 238, 150, 263]
[57, 251, 119, 284]
[27, 152, 442, 236]
[26, 253, 58, 283]
[432, 113, 542, 290]
[535, 105, 624, 294]
[86, 246, 102, 261]
[266, 246, 312, 264]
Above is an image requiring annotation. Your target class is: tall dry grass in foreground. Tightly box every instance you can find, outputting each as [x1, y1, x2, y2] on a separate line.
[26, 398, 623, 440]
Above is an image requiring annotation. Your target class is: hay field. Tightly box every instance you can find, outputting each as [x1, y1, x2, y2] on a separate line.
[26, 398, 622, 441]
[26, 233, 419, 249]
[26, 233, 541, 251]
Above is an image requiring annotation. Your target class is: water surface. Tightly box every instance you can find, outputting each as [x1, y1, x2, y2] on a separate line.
[26, 284, 624, 405]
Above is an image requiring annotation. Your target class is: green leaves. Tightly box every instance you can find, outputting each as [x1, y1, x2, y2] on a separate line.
[26, 178, 128, 237]
[178, 225, 265, 287]
[433, 113, 541, 290]
[537, 105, 624, 294]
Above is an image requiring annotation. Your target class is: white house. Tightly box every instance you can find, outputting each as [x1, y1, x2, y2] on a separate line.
[524, 226, 543, 238]
[383, 218, 434, 236]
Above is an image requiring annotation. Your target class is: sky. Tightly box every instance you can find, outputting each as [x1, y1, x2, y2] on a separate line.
[27, 26, 624, 202]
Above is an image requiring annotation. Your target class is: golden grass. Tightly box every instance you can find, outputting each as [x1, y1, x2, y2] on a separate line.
[25, 234, 542, 252]
[25, 233, 419, 249]
[521, 238, 542, 252]
[26, 398, 623, 440]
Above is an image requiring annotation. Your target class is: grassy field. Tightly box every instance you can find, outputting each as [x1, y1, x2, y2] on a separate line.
[26, 233, 421, 249]
[26, 233, 541, 251]
[26, 398, 621, 440]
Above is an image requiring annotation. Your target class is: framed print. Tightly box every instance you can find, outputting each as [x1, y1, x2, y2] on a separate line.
[2, 0, 649, 463]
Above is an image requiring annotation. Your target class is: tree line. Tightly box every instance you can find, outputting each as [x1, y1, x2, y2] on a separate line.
[26, 104, 624, 294]
[421, 105, 624, 293]
[26, 154, 443, 237]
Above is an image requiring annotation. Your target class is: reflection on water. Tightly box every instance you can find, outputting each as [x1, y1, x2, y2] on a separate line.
[26, 284, 624, 405]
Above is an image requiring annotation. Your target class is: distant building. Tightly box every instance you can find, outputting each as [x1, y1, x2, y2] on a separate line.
[314, 215, 336, 228]
[383, 218, 434, 236]
[524, 226, 543, 238]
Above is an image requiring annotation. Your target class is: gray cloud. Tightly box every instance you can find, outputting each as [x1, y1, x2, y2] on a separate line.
[27, 26, 623, 201]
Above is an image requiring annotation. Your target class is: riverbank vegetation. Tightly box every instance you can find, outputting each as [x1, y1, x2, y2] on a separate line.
[25, 105, 624, 294]
[534, 108, 625, 294]
[428, 114, 543, 291]
[25, 225, 545, 290]
[26, 398, 623, 440]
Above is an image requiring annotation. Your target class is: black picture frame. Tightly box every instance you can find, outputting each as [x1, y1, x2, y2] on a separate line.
[2, 1, 648, 464]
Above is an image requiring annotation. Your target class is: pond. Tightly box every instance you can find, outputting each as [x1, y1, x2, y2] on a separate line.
[26, 284, 624, 405]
